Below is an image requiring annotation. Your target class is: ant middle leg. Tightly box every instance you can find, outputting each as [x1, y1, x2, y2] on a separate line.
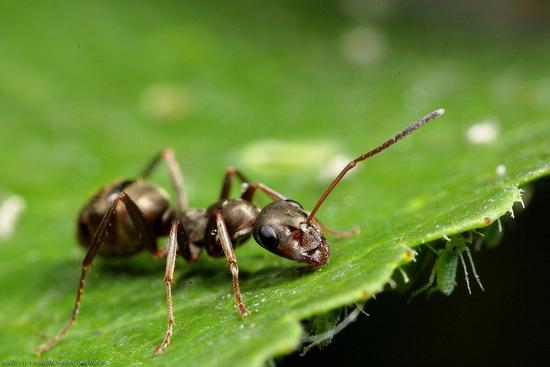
[35, 191, 159, 355]
[214, 209, 250, 317]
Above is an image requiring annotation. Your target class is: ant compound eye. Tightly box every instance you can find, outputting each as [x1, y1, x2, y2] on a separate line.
[284, 199, 303, 209]
[257, 224, 279, 249]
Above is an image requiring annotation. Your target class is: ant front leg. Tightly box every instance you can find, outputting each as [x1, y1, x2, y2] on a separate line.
[241, 182, 287, 202]
[154, 218, 187, 355]
[219, 167, 250, 200]
[35, 191, 158, 355]
[312, 218, 360, 239]
[243, 183, 358, 239]
[214, 209, 250, 317]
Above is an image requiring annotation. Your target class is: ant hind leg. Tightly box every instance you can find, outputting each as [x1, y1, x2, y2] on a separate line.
[35, 191, 160, 355]
[35, 192, 126, 355]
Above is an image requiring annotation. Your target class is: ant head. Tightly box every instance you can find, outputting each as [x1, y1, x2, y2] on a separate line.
[253, 109, 444, 268]
[253, 199, 329, 266]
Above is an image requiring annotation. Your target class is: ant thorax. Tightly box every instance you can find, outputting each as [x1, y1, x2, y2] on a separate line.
[204, 199, 260, 258]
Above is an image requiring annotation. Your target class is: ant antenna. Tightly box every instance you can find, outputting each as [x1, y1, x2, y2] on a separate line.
[307, 108, 445, 224]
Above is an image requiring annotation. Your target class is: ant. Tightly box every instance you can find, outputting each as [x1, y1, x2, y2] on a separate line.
[35, 108, 445, 355]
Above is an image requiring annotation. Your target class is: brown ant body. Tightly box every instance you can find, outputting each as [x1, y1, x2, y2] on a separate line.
[35, 109, 445, 355]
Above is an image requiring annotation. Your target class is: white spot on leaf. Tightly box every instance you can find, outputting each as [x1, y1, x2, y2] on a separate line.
[341, 25, 386, 66]
[319, 153, 353, 181]
[141, 83, 189, 121]
[466, 120, 500, 145]
[0, 195, 26, 241]
[239, 140, 338, 172]
[496, 164, 507, 176]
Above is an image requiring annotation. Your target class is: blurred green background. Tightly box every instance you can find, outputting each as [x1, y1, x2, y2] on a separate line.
[0, 1, 549, 366]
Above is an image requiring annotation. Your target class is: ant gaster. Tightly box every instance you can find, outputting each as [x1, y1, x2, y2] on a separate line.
[35, 108, 445, 355]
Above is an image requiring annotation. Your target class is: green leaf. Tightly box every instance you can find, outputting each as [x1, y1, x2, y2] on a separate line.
[0, 2, 549, 366]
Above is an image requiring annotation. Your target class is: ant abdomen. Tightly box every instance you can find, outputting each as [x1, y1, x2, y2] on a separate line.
[77, 180, 171, 257]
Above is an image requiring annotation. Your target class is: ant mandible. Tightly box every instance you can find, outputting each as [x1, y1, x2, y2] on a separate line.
[35, 108, 445, 355]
